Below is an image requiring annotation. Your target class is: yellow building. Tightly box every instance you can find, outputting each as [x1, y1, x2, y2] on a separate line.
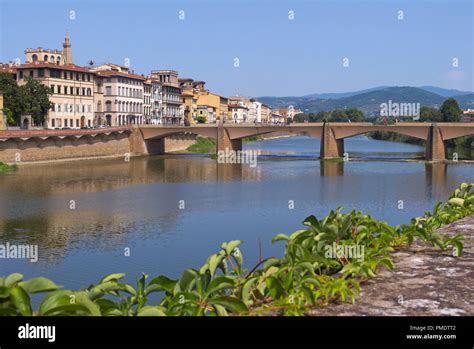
[196, 91, 228, 122]
[0, 92, 6, 130]
[179, 78, 228, 123]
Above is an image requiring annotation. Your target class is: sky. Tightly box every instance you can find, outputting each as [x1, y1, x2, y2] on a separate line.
[0, 0, 472, 97]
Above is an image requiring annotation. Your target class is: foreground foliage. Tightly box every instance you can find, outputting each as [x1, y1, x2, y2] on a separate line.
[1, 183, 472, 316]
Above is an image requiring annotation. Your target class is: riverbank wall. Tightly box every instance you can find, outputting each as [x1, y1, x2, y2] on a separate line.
[310, 214, 474, 316]
[0, 127, 197, 164]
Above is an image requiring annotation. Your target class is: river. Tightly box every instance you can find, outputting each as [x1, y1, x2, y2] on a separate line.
[0, 135, 473, 291]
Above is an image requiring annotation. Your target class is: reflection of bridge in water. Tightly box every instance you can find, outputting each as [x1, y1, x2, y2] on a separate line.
[137, 122, 474, 161]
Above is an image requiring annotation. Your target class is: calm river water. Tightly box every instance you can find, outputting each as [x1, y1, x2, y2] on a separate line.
[0, 136, 473, 290]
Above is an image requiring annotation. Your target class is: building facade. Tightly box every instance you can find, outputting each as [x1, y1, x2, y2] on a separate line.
[0, 92, 5, 130]
[16, 62, 95, 129]
[261, 103, 272, 123]
[151, 70, 183, 124]
[92, 64, 146, 126]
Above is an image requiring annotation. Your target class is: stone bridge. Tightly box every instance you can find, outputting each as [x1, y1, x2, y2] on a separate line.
[136, 122, 474, 161]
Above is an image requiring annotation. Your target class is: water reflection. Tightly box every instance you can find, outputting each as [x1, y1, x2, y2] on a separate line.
[320, 160, 344, 176]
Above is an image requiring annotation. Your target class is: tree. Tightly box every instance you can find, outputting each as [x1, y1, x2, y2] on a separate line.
[439, 98, 462, 122]
[0, 73, 24, 124]
[419, 106, 442, 122]
[20, 77, 52, 125]
[196, 115, 207, 124]
[344, 108, 365, 122]
[330, 109, 348, 122]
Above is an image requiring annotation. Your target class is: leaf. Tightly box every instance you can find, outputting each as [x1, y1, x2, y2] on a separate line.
[176, 269, 197, 293]
[137, 306, 167, 316]
[5, 273, 23, 287]
[208, 254, 222, 277]
[271, 234, 290, 243]
[146, 275, 177, 295]
[39, 290, 101, 316]
[241, 277, 258, 305]
[19, 277, 62, 294]
[448, 198, 464, 207]
[100, 273, 126, 284]
[206, 276, 234, 296]
[266, 276, 285, 299]
[303, 215, 319, 229]
[208, 296, 247, 314]
[9, 285, 32, 316]
[222, 240, 241, 256]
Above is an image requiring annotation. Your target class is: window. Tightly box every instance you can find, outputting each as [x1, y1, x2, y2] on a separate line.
[105, 86, 112, 96]
[76, 73, 80, 80]
[51, 84, 55, 93]
[52, 119, 55, 127]
[76, 119, 79, 128]
[82, 88, 85, 96]
[87, 75, 91, 82]
[50, 69, 61, 78]
[49, 56, 54, 63]
[44, 55, 48, 61]
[65, 119, 68, 127]
[105, 101, 112, 112]
[32, 54, 38, 62]
[19, 71, 24, 79]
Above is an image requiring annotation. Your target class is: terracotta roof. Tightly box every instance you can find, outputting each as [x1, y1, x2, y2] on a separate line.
[0, 64, 17, 74]
[16, 61, 93, 73]
[94, 69, 146, 81]
[228, 104, 248, 109]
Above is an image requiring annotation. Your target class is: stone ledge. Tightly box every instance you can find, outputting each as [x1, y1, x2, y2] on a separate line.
[309, 214, 474, 316]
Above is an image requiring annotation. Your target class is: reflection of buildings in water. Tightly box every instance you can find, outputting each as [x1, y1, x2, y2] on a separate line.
[425, 162, 447, 199]
[0, 156, 263, 196]
[320, 160, 344, 177]
[0, 207, 181, 265]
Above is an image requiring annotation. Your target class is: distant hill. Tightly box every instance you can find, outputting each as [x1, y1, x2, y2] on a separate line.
[418, 86, 473, 97]
[257, 86, 474, 116]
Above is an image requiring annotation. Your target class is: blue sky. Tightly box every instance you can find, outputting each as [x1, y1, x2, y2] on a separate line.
[0, 0, 472, 97]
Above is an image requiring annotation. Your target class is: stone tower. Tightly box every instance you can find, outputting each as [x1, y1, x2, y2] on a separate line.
[63, 31, 73, 64]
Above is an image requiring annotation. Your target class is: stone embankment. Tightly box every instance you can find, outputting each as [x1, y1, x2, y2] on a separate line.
[310, 215, 474, 316]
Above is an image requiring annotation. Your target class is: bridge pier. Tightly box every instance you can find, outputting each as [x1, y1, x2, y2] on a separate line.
[320, 122, 344, 159]
[426, 124, 446, 161]
[217, 125, 242, 153]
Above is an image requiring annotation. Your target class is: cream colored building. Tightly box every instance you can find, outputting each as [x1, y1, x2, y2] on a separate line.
[0, 92, 6, 130]
[15, 33, 95, 129]
[151, 70, 183, 124]
[93, 67, 145, 126]
[261, 103, 272, 123]
[144, 79, 152, 124]
[16, 62, 95, 129]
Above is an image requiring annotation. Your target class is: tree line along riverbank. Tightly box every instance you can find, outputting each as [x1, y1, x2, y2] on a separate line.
[0, 182, 472, 316]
